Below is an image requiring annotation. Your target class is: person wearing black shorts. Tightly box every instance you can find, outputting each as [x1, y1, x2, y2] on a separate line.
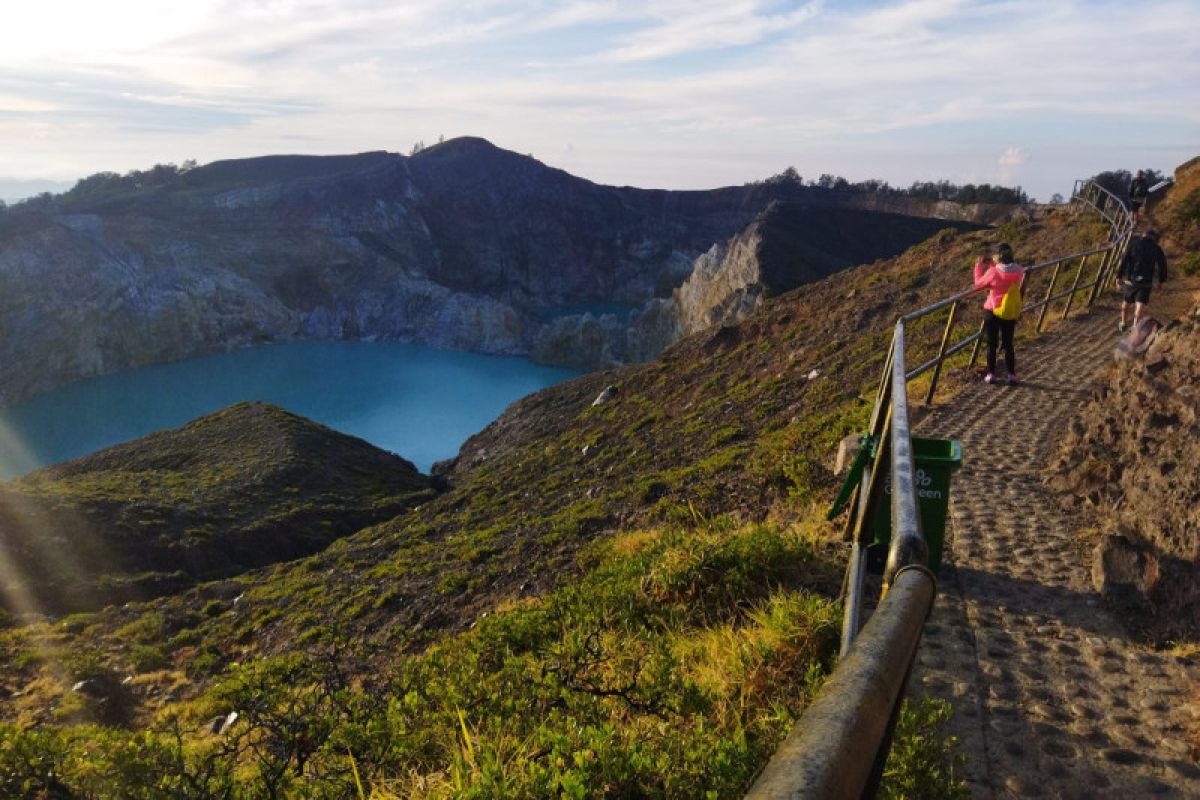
[1128, 170, 1149, 221]
[1118, 229, 1167, 332]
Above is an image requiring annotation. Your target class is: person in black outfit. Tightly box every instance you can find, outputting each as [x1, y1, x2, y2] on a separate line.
[1118, 229, 1167, 332]
[1129, 170, 1150, 221]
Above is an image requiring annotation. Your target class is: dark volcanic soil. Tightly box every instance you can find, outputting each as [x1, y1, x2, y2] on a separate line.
[1045, 307, 1200, 643]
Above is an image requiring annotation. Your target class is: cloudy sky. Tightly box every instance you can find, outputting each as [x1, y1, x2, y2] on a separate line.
[2, 0, 1198, 202]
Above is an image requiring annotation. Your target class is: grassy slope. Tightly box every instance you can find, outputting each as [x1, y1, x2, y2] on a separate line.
[0, 208, 1111, 796]
[0, 402, 436, 616]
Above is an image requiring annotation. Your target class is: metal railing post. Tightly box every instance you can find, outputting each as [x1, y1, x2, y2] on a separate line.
[841, 418, 893, 656]
[967, 318, 985, 368]
[840, 542, 869, 658]
[923, 300, 959, 405]
[1087, 247, 1113, 305]
[839, 340, 896, 654]
[1107, 234, 1132, 291]
[1100, 237, 1123, 295]
[1060, 254, 1090, 320]
[1035, 260, 1064, 332]
[882, 323, 928, 588]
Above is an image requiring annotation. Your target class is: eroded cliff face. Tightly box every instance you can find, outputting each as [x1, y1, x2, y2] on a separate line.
[660, 203, 983, 339]
[0, 217, 299, 403]
[0, 137, 1004, 405]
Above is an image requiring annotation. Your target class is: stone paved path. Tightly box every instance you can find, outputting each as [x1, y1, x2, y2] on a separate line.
[911, 299, 1200, 799]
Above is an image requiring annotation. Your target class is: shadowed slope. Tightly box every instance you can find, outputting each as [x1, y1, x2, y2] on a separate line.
[0, 402, 437, 616]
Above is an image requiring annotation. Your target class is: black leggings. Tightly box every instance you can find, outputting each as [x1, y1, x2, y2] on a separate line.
[984, 312, 1016, 375]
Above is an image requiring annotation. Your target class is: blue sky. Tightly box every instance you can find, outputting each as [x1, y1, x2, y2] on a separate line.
[2, 0, 1197, 202]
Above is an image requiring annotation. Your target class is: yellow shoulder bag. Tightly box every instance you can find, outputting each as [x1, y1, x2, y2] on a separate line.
[994, 281, 1022, 321]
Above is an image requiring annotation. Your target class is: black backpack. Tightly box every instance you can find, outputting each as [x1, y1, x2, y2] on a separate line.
[1125, 239, 1157, 285]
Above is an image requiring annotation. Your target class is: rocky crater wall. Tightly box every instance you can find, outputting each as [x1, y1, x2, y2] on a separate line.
[0, 137, 1010, 406]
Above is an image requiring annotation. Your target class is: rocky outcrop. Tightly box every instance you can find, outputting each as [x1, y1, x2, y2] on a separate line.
[674, 235, 764, 336]
[818, 190, 1021, 225]
[0, 137, 1007, 405]
[1045, 307, 1200, 641]
[660, 203, 982, 339]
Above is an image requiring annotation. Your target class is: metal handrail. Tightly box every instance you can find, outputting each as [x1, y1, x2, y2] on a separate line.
[896, 244, 1110, 327]
[1072, 178, 1135, 240]
[908, 242, 1121, 399]
[745, 180, 1133, 799]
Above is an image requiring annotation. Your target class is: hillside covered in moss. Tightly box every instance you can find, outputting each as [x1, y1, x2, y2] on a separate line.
[0, 402, 436, 618]
[0, 190, 1124, 795]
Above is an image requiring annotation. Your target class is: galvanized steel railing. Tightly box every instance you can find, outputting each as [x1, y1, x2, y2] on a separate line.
[745, 181, 1133, 799]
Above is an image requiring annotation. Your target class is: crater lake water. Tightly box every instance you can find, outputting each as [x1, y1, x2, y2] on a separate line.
[0, 341, 580, 481]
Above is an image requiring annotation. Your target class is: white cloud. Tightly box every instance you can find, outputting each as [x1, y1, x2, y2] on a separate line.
[0, 0, 1196, 201]
[598, 0, 822, 63]
[998, 147, 1028, 168]
[997, 146, 1029, 184]
[0, 95, 58, 113]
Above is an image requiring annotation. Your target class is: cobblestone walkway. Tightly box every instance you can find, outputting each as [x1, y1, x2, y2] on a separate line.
[912, 300, 1200, 799]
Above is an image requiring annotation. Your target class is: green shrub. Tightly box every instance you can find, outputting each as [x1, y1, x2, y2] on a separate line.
[130, 644, 168, 672]
[1172, 186, 1200, 230]
[201, 599, 227, 617]
[184, 644, 226, 680]
[880, 697, 969, 799]
[1178, 252, 1200, 277]
[0, 723, 69, 799]
[0, 522, 846, 797]
[114, 612, 166, 644]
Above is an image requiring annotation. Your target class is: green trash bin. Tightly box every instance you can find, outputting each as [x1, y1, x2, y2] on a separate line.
[872, 437, 962, 574]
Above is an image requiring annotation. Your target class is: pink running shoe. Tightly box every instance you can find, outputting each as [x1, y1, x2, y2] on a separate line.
[984, 373, 996, 384]
[1008, 373, 1018, 385]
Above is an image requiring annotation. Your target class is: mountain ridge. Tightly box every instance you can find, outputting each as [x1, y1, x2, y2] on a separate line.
[0, 137, 1012, 407]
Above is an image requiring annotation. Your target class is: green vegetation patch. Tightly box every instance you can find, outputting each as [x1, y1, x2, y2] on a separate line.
[0, 520, 842, 798]
[1178, 252, 1200, 277]
[881, 698, 970, 800]
[0, 402, 437, 616]
[1172, 186, 1200, 230]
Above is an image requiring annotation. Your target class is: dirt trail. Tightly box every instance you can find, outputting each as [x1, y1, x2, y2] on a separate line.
[911, 296, 1200, 799]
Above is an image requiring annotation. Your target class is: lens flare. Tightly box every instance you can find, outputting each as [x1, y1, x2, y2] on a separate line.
[0, 419, 39, 482]
[1, 419, 123, 621]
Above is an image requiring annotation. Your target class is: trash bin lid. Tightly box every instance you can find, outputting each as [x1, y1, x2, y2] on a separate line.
[910, 437, 962, 468]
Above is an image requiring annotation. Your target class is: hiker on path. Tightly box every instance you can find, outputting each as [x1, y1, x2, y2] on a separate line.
[973, 243, 1025, 385]
[1118, 229, 1168, 333]
[1129, 170, 1150, 221]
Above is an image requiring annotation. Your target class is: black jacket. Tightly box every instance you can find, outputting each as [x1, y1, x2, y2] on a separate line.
[1129, 176, 1149, 200]
[1119, 236, 1168, 287]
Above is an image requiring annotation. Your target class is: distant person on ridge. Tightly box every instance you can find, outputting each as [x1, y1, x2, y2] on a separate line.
[1118, 229, 1168, 333]
[973, 243, 1025, 385]
[1129, 170, 1150, 221]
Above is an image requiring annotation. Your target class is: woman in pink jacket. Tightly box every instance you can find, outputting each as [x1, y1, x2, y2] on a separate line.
[973, 243, 1025, 384]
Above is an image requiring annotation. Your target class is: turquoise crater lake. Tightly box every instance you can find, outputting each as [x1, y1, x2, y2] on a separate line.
[0, 341, 580, 481]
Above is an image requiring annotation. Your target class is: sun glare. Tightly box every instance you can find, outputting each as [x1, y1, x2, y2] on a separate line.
[0, 421, 120, 623]
[2, 1, 223, 63]
[0, 421, 39, 482]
